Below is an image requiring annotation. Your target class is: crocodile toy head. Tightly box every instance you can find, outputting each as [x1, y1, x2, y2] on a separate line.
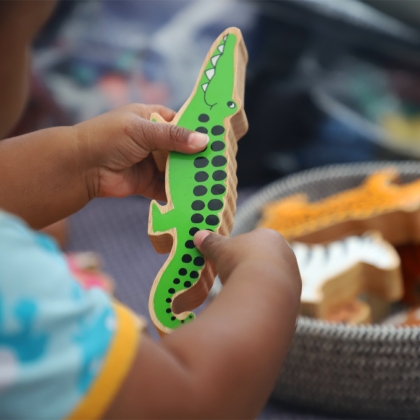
[175, 31, 246, 126]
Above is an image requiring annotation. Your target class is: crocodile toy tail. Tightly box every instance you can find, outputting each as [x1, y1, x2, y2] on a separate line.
[148, 202, 216, 335]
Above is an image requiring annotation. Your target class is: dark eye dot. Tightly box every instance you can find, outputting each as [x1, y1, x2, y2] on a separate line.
[194, 257, 205, 266]
[198, 114, 210, 122]
[171, 316, 176, 321]
[196, 126, 208, 134]
[193, 186, 207, 196]
[194, 157, 209, 168]
[212, 156, 227, 167]
[211, 184, 226, 195]
[191, 214, 204, 223]
[179, 268, 187, 276]
[192, 200, 205, 210]
[173, 278, 180, 284]
[184, 281, 192, 288]
[182, 254, 192, 263]
[189, 227, 199, 236]
[181, 320, 185, 324]
[227, 101, 236, 109]
[206, 215, 220, 226]
[211, 125, 225, 136]
[166, 308, 172, 313]
[208, 199, 223, 211]
[185, 240, 195, 249]
[189, 315, 193, 319]
[168, 288, 175, 294]
[195, 171, 209, 182]
[211, 141, 225, 151]
[190, 271, 199, 279]
[213, 170, 227, 181]
[166, 298, 172, 303]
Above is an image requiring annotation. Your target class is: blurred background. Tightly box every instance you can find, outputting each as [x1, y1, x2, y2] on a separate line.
[12, 1, 420, 418]
[14, 0, 420, 188]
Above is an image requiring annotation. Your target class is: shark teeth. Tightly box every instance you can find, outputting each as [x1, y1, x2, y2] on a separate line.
[218, 45, 224, 53]
[224, 35, 227, 41]
[202, 83, 208, 91]
[206, 68, 215, 80]
[211, 55, 220, 66]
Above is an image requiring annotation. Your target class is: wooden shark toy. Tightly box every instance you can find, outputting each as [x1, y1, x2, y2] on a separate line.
[259, 169, 420, 245]
[147, 28, 248, 335]
[292, 231, 403, 323]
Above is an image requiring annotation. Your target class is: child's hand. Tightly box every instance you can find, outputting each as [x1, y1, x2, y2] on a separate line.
[105, 228, 301, 419]
[0, 103, 208, 227]
[194, 227, 300, 290]
[74, 104, 209, 201]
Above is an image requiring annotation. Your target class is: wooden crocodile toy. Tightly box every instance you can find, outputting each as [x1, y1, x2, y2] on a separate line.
[148, 28, 248, 335]
[259, 169, 420, 245]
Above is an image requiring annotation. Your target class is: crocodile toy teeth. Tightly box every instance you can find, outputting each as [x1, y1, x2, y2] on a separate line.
[148, 27, 248, 335]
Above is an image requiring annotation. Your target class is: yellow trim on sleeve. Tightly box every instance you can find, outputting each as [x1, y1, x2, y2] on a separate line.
[67, 302, 144, 420]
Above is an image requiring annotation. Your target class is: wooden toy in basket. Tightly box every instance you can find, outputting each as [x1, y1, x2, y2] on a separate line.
[259, 169, 420, 245]
[292, 231, 403, 323]
[147, 28, 248, 336]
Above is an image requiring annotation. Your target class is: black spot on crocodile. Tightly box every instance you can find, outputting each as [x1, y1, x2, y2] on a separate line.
[185, 240, 195, 249]
[191, 214, 204, 223]
[198, 114, 210, 122]
[196, 127, 208, 134]
[190, 271, 199, 279]
[179, 268, 187, 276]
[182, 254, 192, 263]
[194, 157, 209, 168]
[195, 171, 209, 182]
[208, 199, 223, 211]
[192, 200, 205, 210]
[211, 125, 225, 136]
[194, 257, 205, 266]
[166, 308, 172, 313]
[168, 288, 175, 294]
[211, 184, 226, 195]
[189, 227, 199, 236]
[171, 316, 176, 321]
[193, 186, 207, 196]
[206, 215, 220, 226]
[166, 298, 172, 303]
[184, 281, 192, 288]
[213, 170, 227, 181]
[173, 278, 180, 284]
[211, 141, 225, 151]
[212, 156, 227, 167]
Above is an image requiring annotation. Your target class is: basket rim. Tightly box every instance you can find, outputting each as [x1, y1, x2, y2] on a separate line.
[233, 160, 420, 340]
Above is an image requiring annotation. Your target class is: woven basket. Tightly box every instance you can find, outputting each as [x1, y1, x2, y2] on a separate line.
[233, 161, 420, 419]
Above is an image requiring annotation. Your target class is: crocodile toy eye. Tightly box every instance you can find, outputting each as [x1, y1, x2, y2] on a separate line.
[227, 101, 236, 109]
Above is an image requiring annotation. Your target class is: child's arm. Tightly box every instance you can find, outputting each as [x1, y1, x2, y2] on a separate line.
[105, 228, 301, 419]
[0, 104, 208, 228]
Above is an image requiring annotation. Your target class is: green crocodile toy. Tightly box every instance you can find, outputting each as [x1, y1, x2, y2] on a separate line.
[148, 27, 248, 335]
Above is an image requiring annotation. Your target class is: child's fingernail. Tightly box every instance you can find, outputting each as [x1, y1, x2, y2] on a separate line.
[194, 230, 211, 247]
[188, 132, 209, 148]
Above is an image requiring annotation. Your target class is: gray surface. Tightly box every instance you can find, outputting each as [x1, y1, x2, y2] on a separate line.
[67, 193, 331, 420]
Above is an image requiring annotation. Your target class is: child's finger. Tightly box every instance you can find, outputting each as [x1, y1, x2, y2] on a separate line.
[129, 118, 209, 154]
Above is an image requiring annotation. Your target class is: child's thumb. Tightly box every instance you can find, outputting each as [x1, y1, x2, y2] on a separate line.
[193, 231, 227, 262]
[132, 119, 209, 153]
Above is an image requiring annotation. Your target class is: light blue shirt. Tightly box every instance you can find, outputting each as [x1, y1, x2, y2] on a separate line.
[0, 211, 116, 419]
